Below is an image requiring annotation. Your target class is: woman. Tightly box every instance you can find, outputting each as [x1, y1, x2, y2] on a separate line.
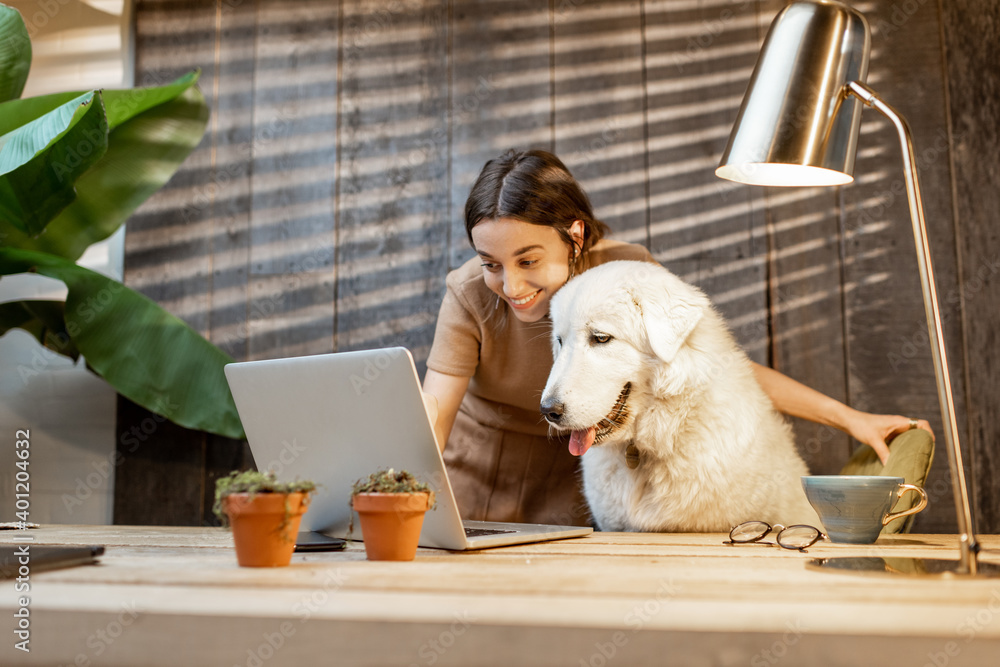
[422, 148, 929, 527]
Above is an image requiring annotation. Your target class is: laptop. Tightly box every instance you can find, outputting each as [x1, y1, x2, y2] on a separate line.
[224, 347, 593, 550]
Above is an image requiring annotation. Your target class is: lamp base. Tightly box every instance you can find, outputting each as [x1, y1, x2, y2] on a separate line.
[808, 557, 1000, 577]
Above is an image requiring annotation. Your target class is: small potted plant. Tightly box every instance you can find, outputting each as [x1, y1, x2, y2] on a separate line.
[214, 470, 316, 567]
[350, 468, 436, 561]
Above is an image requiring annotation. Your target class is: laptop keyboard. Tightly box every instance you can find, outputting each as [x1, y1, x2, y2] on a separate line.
[465, 527, 518, 537]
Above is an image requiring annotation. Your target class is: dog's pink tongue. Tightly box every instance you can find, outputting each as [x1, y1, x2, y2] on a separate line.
[568, 427, 596, 457]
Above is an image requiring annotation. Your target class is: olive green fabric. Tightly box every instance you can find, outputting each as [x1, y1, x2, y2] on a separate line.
[839, 429, 935, 534]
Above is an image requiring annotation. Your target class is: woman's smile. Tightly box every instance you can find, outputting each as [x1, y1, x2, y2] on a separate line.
[470, 217, 581, 323]
[509, 290, 541, 307]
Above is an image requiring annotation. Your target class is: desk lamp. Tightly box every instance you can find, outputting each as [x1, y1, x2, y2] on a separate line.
[716, 0, 994, 576]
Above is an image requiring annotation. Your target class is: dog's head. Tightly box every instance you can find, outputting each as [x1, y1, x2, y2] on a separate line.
[540, 260, 710, 456]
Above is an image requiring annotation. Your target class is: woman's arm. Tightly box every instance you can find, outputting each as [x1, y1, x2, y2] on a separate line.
[422, 369, 471, 452]
[751, 362, 932, 465]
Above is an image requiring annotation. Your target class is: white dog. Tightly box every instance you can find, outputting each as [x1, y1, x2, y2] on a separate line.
[541, 260, 822, 532]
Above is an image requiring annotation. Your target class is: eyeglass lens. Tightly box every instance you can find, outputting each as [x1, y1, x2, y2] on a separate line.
[775, 525, 822, 550]
[729, 521, 772, 543]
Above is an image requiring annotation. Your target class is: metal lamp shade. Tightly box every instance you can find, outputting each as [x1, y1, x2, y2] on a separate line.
[716, 1, 871, 187]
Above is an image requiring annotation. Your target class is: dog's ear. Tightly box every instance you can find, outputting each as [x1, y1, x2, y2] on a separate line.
[631, 283, 704, 363]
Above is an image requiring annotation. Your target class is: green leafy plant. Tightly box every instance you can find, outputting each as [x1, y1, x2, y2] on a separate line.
[347, 468, 436, 544]
[0, 3, 243, 438]
[350, 468, 436, 509]
[213, 469, 317, 528]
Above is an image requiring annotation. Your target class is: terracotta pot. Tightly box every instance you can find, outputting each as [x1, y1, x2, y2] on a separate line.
[223, 492, 310, 567]
[352, 492, 432, 561]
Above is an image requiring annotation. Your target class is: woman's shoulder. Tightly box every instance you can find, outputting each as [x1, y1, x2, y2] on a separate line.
[445, 255, 493, 313]
[587, 238, 656, 266]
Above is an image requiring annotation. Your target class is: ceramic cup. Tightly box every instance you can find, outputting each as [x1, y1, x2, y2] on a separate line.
[801, 475, 928, 544]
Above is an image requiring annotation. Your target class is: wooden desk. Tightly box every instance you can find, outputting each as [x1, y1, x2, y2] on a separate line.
[3, 526, 1000, 666]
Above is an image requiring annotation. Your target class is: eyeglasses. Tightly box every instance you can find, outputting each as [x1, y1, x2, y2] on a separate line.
[725, 520, 826, 552]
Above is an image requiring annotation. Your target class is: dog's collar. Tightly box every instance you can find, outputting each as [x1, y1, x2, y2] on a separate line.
[624, 442, 640, 469]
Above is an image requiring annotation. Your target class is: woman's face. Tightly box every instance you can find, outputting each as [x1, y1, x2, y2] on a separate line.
[471, 217, 583, 323]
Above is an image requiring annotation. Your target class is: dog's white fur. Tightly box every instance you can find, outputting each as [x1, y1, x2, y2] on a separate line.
[541, 260, 822, 532]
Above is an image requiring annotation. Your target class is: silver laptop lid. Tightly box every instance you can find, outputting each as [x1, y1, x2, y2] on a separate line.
[224, 347, 470, 550]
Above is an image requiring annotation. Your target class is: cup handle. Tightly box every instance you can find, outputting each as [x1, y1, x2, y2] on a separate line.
[882, 483, 929, 526]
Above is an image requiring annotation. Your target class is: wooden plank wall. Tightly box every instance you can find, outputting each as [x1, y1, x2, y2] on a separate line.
[939, 0, 1000, 535]
[116, 0, 999, 534]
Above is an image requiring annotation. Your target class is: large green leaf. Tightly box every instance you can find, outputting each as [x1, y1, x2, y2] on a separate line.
[0, 91, 108, 236]
[0, 72, 208, 258]
[0, 70, 202, 136]
[101, 70, 202, 130]
[0, 247, 245, 439]
[0, 5, 30, 103]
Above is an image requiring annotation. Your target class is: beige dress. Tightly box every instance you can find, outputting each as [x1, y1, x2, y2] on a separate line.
[426, 239, 656, 526]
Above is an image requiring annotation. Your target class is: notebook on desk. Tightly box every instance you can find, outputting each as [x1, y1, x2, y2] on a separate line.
[224, 347, 593, 550]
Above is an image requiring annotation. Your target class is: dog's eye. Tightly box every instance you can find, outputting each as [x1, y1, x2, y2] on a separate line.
[591, 332, 612, 345]
[555, 336, 562, 347]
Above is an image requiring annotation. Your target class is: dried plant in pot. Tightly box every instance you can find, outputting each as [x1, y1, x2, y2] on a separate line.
[214, 470, 316, 567]
[350, 468, 436, 561]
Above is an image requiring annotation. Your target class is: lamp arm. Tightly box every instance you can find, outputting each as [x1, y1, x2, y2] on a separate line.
[847, 80, 980, 573]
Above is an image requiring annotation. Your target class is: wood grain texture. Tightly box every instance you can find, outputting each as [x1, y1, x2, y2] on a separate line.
[334, 0, 449, 372]
[553, 0, 647, 241]
[244, 0, 339, 359]
[448, 0, 553, 270]
[939, 0, 1000, 535]
[643, 0, 770, 367]
[206, 0, 256, 362]
[3, 526, 1000, 667]
[112, 396, 207, 526]
[127, 0, 216, 337]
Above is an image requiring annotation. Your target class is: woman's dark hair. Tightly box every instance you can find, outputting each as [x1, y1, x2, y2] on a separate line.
[464, 149, 609, 253]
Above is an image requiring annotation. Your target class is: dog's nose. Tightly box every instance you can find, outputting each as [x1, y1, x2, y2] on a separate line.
[540, 398, 564, 424]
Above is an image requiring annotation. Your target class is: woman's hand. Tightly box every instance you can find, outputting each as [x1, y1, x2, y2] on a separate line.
[839, 410, 934, 465]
